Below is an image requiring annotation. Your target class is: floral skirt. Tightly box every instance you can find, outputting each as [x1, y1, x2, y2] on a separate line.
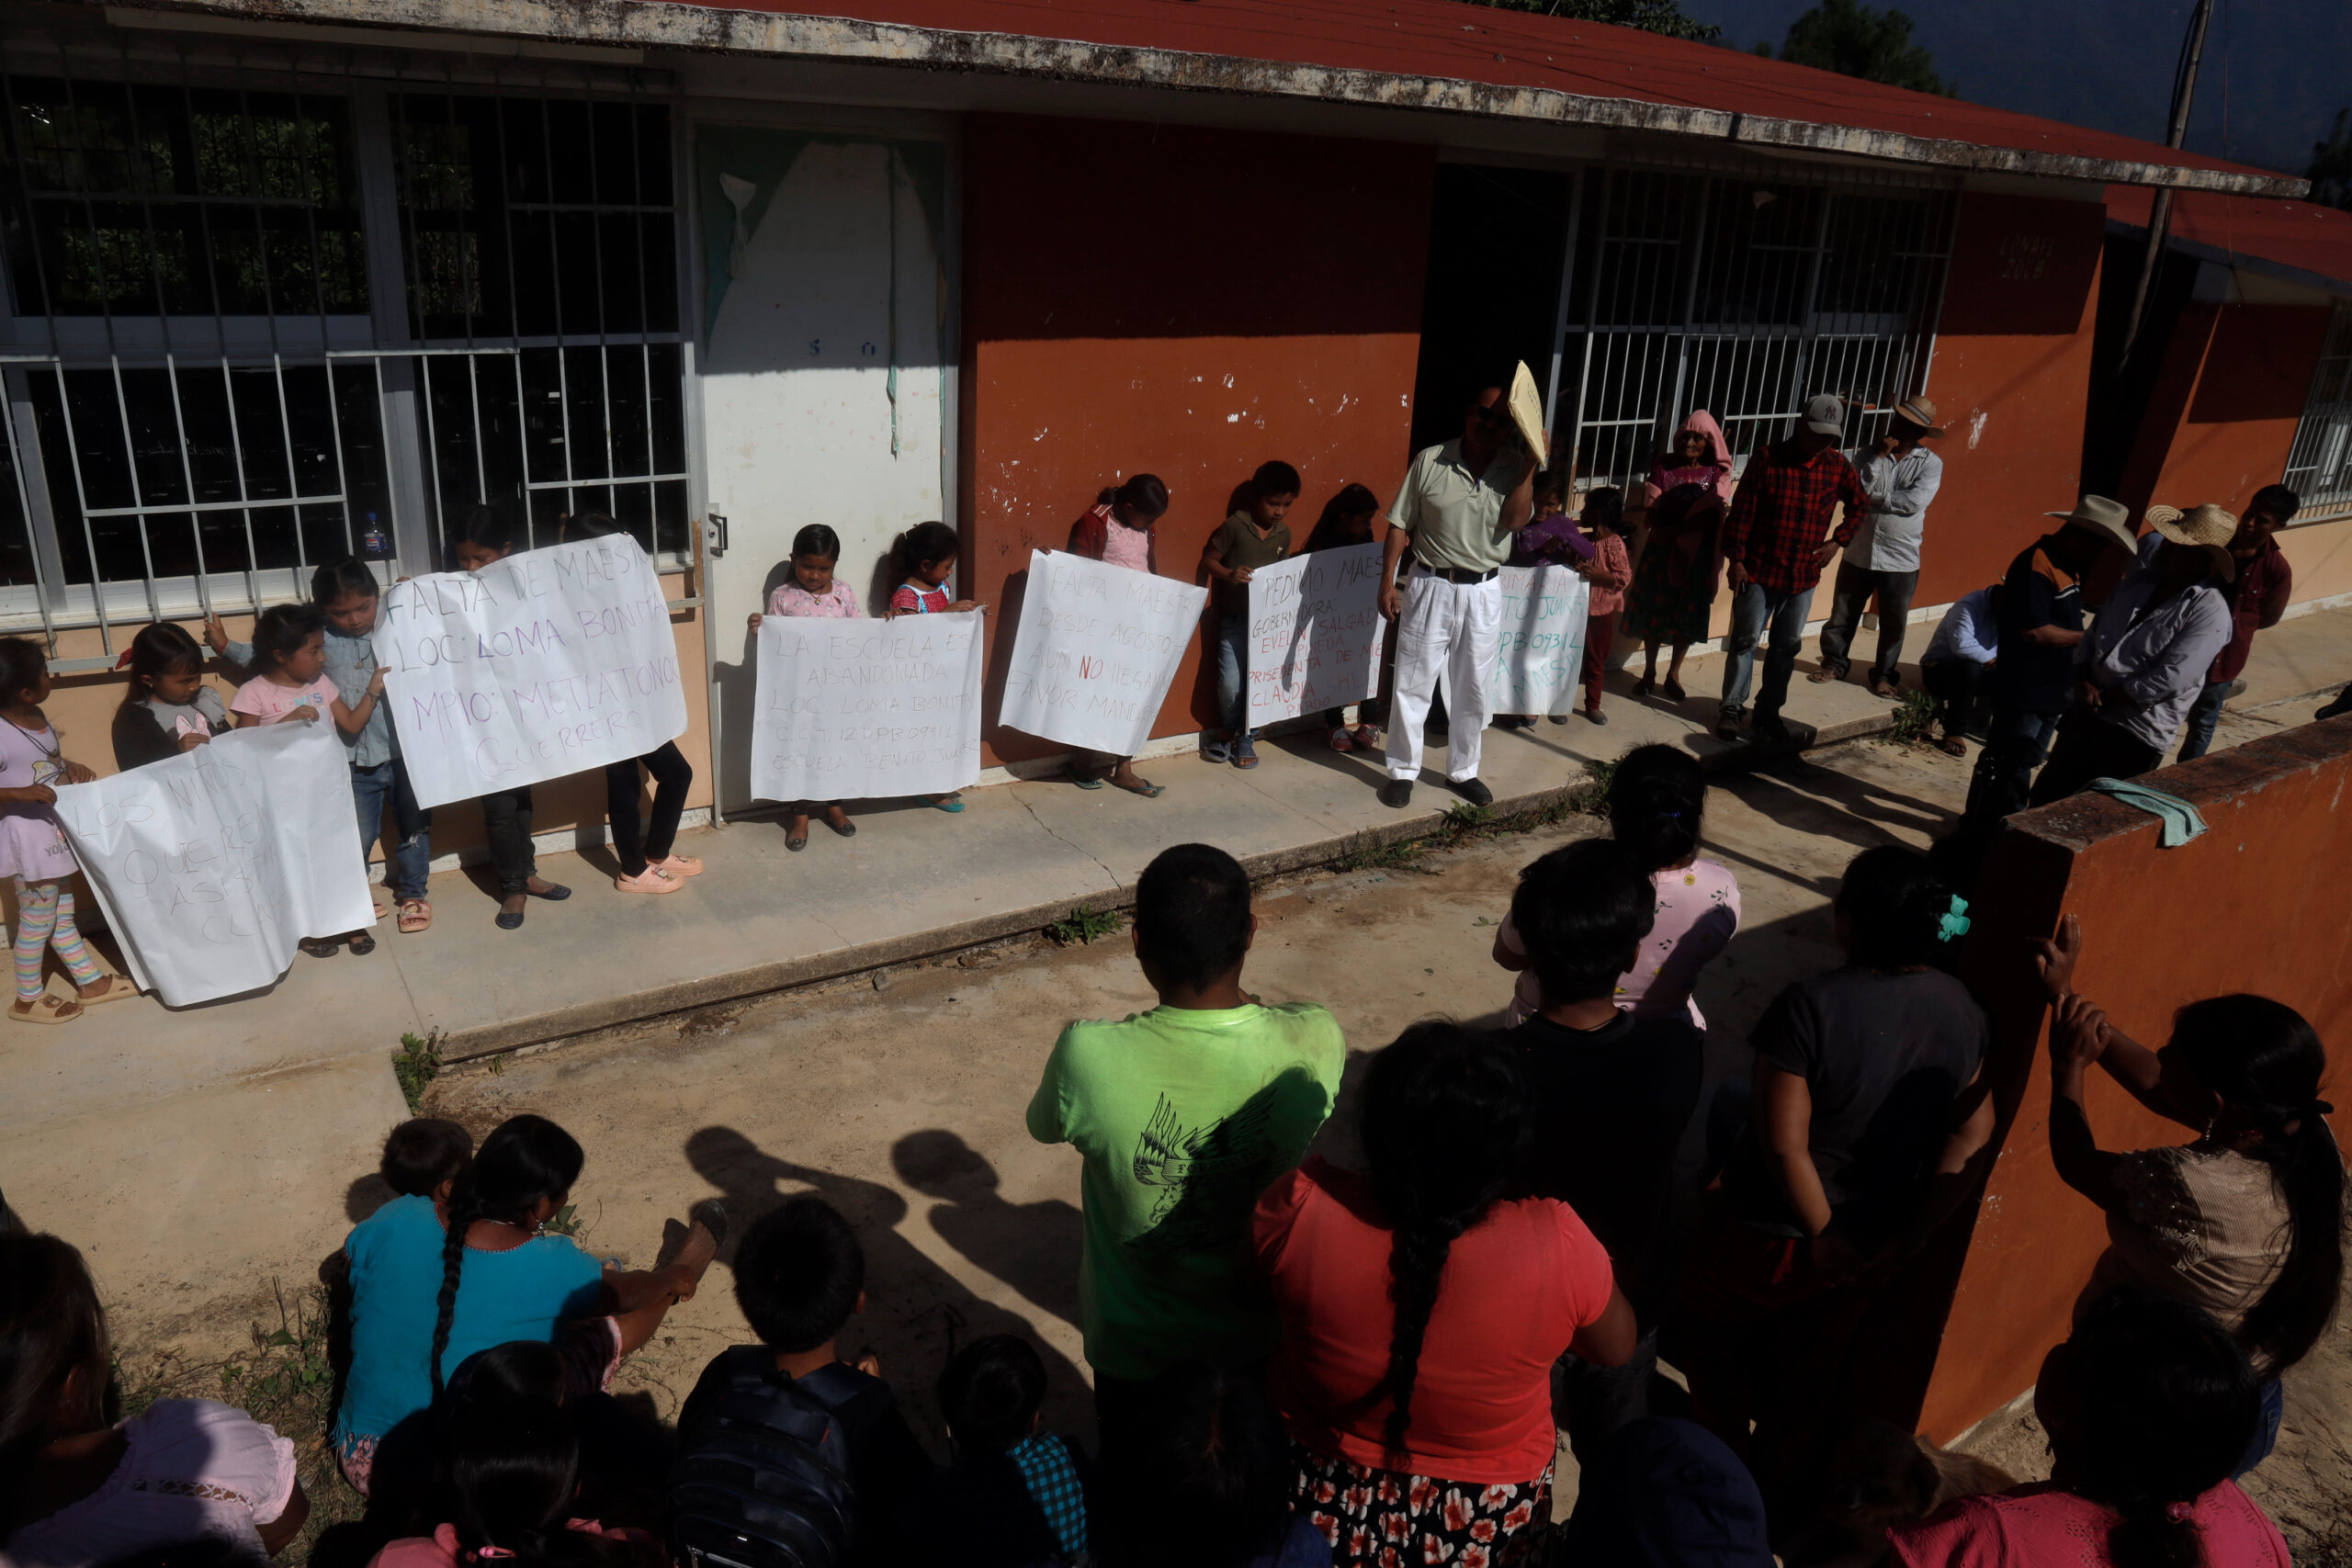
[1292, 1442, 1553, 1568]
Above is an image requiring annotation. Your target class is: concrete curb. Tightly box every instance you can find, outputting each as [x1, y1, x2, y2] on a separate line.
[432, 705, 1904, 1063]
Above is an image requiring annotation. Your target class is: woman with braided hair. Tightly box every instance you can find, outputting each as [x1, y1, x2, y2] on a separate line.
[2035, 917, 2346, 1477]
[334, 1115, 723, 1500]
[1251, 1022, 1634, 1566]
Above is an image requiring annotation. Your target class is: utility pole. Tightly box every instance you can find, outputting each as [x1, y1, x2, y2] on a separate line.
[2119, 0, 2216, 366]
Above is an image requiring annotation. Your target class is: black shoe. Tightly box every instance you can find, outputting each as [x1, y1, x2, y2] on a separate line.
[1714, 706, 1747, 740]
[1379, 778, 1415, 809]
[495, 908, 525, 931]
[528, 882, 571, 901]
[688, 1197, 729, 1254]
[2322, 689, 2352, 721]
[1754, 717, 1794, 747]
[1453, 777, 1493, 807]
[299, 937, 341, 959]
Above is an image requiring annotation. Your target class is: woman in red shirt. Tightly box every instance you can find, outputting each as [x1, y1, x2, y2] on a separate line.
[1252, 1022, 1636, 1567]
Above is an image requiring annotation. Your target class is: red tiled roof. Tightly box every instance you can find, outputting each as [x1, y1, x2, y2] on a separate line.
[2108, 186, 2352, 295]
[661, 0, 2299, 191]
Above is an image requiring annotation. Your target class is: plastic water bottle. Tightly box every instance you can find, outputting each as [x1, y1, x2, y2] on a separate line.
[360, 512, 390, 558]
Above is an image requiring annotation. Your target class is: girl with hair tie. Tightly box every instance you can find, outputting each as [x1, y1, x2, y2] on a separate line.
[2036, 916, 2346, 1475]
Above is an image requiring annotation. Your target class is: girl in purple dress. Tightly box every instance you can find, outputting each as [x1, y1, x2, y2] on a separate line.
[0, 637, 136, 1023]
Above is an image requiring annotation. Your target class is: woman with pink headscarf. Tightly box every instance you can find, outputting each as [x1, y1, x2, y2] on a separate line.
[1623, 411, 1735, 702]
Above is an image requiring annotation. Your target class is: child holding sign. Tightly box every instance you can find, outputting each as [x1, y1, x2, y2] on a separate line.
[112, 623, 231, 771]
[1306, 483, 1388, 753]
[886, 522, 982, 815]
[752, 525, 863, 851]
[0, 637, 134, 1023]
[1060, 475, 1170, 798]
[451, 507, 573, 931]
[1200, 461, 1298, 770]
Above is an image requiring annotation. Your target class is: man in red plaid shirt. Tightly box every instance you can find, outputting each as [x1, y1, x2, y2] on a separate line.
[1716, 394, 1870, 744]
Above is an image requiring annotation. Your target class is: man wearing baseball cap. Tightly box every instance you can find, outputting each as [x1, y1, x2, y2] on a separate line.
[1959, 495, 2137, 834]
[1714, 393, 1872, 745]
[1811, 397, 1945, 698]
[2028, 502, 2235, 805]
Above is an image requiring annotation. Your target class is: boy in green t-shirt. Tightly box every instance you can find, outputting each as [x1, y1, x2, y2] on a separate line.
[1025, 842, 1343, 1416]
[1201, 460, 1301, 769]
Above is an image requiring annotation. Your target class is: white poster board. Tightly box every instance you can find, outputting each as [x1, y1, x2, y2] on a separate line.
[52, 722, 378, 1008]
[1486, 564, 1591, 717]
[1241, 544, 1386, 728]
[999, 550, 1209, 755]
[749, 612, 985, 802]
[373, 534, 690, 809]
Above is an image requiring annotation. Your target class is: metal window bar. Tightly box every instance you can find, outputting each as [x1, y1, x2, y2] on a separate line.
[2282, 301, 2352, 522]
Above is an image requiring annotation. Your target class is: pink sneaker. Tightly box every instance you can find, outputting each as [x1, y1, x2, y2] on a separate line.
[615, 867, 686, 895]
[1329, 726, 1354, 751]
[1351, 724, 1381, 750]
[652, 854, 704, 877]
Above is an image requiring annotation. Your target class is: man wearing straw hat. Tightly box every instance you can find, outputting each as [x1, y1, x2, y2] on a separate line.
[1959, 495, 2138, 833]
[1811, 396, 1946, 697]
[1374, 372, 1540, 810]
[2027, 502, 2236, 806]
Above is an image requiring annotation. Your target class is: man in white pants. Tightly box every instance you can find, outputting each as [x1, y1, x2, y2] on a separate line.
[1376, 386, 1536, 809]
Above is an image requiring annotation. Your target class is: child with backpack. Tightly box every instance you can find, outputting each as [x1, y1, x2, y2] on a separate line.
[908, 1335, 1090, 1566]
[670, 1196, 933, 1568]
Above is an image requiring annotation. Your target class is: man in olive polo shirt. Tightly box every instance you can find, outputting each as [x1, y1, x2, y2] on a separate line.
[1375, 386, 1537, 809]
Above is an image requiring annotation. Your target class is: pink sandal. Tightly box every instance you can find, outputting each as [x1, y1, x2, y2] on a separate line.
[652, 854, 704, 877]
[615, 867, 686, 895]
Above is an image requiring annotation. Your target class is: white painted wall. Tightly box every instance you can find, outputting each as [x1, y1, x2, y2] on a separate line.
[700, 137, 948, 810]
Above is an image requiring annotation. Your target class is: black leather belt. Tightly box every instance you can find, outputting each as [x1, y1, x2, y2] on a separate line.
[1418, 563, 1498, 585]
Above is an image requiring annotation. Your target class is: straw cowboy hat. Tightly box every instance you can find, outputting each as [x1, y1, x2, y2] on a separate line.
[2043, 495, 2139, 558]
[1891, 396, 1946, 437]
[2144, 503, 2239, 583]
[1506, 361, 1548, 465]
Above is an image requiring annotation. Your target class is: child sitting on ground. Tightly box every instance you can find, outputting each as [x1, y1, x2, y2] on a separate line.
[379, 1117, 474, 1201]
[909, 1335, 1091, 1566]
[750, 524, 865, 849]
[1201, 461, 1300, 769]
[0, 637, 133, 1025]
[1500, 838, 1705, 1461]
[671, 1196, 932, 1568]
[1059, 474, 1171, 797]
[1303, 483, 1387, 753]
[112, 623, 231, 771]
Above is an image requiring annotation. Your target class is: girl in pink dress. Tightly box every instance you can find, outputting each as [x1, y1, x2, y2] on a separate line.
[748, 525, 864, 850]
[1495, 742, 1738, 1028]
[1057, 474, 1170, 797]
[0, 637, 133, 1024]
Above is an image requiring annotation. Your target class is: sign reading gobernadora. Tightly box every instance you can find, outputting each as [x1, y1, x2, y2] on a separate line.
[1486, 564, 1591, 717]
[1242, 543, 1386, 728]
[53, 721, 378, 1008]
[373, 534, 689, 809]
[749, 612, 985, 803]
[999, 550, 1209, 756]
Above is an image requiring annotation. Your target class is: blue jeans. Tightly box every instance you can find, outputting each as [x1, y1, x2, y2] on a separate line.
[1718, 581, 1816, 722]
[1961, 707, 2061, 832]
[2177, 676, 2231, 761]
[2235, 1377, 2284, 1478]
[353, 759, 432, 901]
[1215, 614, 1253, 742]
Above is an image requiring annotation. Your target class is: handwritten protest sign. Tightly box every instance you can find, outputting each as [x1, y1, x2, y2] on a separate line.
[1242, 543, 1386, 728]
[750, 612, 984, 802]
[1487, 564, 1591, 716]
[53, 722, 376, 1007]
[373, 534, 688, 809]
[999, 550, 1209, 755]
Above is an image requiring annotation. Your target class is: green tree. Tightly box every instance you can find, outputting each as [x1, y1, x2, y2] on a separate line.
[1775, 0, 1953, 97]
[1458, 0, 1720, 42]
[2311, 108, 2352, 211]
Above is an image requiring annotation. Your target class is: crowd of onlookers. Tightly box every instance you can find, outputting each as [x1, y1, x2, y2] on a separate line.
[4, 720, 2339, 1568]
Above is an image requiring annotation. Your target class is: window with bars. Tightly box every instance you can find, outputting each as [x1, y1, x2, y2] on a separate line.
[0, 46, 690, 658]
[1556, 164, 1956, 492]
[2282, 301, 2352, 521]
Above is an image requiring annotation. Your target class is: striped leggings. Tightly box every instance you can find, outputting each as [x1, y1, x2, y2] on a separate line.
[15, 879, 103, 1004]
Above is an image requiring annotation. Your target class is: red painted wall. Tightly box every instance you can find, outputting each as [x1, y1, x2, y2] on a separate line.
[1913, 191, 2108, 608]
[2145, 302, 2331, 514]
[1908, 722, 2352, 1439]
[959, 115, 1433, 762]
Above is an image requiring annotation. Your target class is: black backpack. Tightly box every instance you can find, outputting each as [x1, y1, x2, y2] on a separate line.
[669, 1347, 868, 1568]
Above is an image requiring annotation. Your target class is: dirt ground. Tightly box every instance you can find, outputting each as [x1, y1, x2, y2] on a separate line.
[109, 711, 2352, 1560]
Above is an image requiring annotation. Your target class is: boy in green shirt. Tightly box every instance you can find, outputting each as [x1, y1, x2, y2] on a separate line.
[1025, 842, 1343, 1416]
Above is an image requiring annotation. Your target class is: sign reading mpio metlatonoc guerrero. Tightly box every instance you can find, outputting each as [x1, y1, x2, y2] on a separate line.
[1242, 542, 1385, 728]
[999, 549, 1209, 756]
[750, 611, 985, 803]
[373, 534, 689, 808]
[54, 721, 378, 1007]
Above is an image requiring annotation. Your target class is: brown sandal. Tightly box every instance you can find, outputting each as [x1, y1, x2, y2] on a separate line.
[398, 898, 433, 934]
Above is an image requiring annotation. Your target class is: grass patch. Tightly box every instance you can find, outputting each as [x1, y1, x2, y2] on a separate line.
[1045, 905, 1125, 946]
[390, 1030, 442, 1113]
[1332, 831, 1435, 874]
[1883, 688, 1939, 747]
[1442, 801, 1494, 832]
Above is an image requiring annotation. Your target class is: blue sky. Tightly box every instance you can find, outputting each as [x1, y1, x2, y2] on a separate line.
[1681, 0, 2347, 179]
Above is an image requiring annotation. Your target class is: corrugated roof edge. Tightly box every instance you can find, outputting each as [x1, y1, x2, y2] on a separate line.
[88, 0, 2311, 198]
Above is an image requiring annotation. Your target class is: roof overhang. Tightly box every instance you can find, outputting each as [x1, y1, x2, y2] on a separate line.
[82, 0, 2312, 199]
